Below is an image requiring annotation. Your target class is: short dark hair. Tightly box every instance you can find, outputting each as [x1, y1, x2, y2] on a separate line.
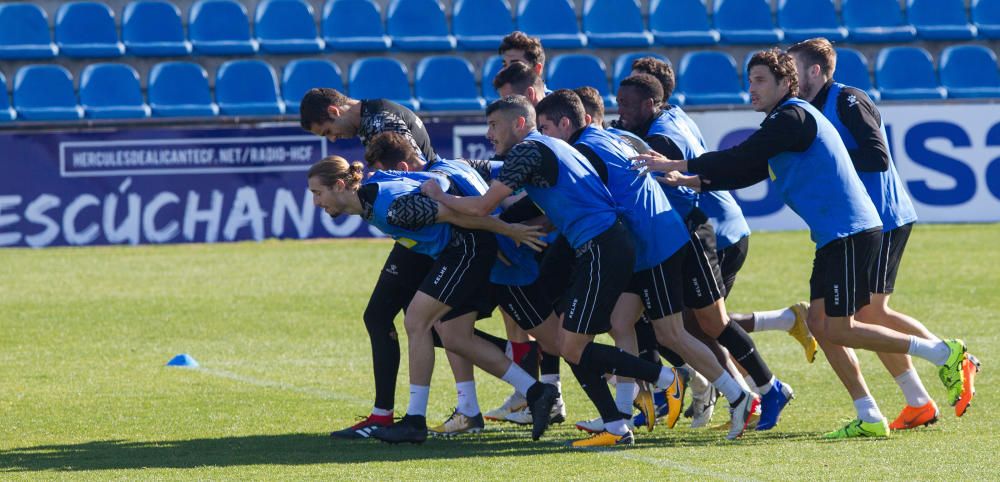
[748, 48, 799, 97]
[498, 31, 546, 67]
[619, 74, 664, 106]
[492, 61, 542, 95]
[573, 86, 604, 122]
[631, 57, 675, 102]
[535, 89, 586, 131]
[787, 37, 837, 78]
[486, 95, 536, 127]
[364, 132, 419, 168]
[299, 88, 350, 130]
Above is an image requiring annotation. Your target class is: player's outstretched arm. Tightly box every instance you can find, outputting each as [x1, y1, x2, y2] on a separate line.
[630, 150, 688, 174]
[435, 204, 547, 252]
[421, 179, 513, 217]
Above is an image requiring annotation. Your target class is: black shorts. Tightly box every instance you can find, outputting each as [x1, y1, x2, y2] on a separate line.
[809, 227, 881, 317]
[375, 241, 435, 297]
[538, 234, 574, 312]
[625, 244, 686, 320]
[716, 235, 750, 298]
[562, 221, 636, 335]
[871, 223, 913, 294]
[494, 280, 556, 331]
[417, 228, 497, 321]
[683, 208, 726, 309]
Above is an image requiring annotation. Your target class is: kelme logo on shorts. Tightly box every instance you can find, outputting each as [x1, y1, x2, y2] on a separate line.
[434, 266, 448, 284]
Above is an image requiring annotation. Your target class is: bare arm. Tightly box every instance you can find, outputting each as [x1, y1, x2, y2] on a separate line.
[435, 203, 547, 252]
[422, 178, 514, 217]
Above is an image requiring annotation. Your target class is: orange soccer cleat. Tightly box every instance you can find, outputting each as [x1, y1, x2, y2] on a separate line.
[955, 353, 981, 417]
[889, 401, 939, 430]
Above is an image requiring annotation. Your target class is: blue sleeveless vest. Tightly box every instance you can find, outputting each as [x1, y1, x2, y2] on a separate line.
[822, 83, 917, 231]
[576, 126, 687, 270]
[365, 172, 452, 257]
[520, 130, 618, 249]
[767, 98, 882, 248]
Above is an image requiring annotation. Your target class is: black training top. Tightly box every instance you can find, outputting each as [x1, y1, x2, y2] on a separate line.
[810, 81, 890, 173]
[359, 99, 437, 162]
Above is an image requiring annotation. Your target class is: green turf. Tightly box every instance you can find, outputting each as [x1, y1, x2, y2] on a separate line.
[1, 224, 997, 480]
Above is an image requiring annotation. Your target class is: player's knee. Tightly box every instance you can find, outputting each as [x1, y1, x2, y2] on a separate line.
[559, 338, 585, 365]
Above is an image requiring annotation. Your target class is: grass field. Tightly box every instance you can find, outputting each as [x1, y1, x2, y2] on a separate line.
[2, 224, 998, 480]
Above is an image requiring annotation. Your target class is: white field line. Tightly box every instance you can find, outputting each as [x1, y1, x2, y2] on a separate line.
[192, 366, 369, 405]
[188, 365, 757, 480]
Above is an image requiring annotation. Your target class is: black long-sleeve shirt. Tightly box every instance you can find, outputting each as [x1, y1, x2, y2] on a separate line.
[687, 94, 816, 191]
[810, 81, 890, 173]
[359, 99, 436, 162]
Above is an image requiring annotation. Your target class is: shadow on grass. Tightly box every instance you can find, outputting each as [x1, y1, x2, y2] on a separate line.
[0, 429, 569, 472]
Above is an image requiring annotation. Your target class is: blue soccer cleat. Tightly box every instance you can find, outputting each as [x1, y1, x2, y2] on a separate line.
[756, 379, 794, 431]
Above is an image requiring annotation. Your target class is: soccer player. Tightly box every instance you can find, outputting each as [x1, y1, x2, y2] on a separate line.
[423, 96, 700, 447]
[786, 37, 980, 429]
[535, 90, 761, 442]
[307, 155, 558, 444]
[633, 48, 974, 439]
[617, 73, 795, 432]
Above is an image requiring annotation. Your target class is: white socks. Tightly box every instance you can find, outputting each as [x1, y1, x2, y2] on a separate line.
[501, 362, 537, 396]
[758, 376, 775, 395]
[895, 369, 932, 407]
[853, 395, 884, 423]
[712, 372, 744, 404]
[907, 336, 950, 366]
[540, 374, 561, 394]
[407, 385, 430, 416]
[456, 381, 480, 417]
[616, 382, 637, 415]
[656, 366, 675, 390]
[753, 308, 797, 332]
[371, 407, 393, 417]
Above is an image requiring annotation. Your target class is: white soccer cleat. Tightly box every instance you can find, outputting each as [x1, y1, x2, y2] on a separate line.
[504, 395, 566, 425]
[690, 387, 717, 428]
[485, 390, 527, 422]
[574, 415, 634, 433]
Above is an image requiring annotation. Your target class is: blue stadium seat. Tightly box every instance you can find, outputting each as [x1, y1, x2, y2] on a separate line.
[282, 59, 345, 114]
[778, 0, 848, 42]
[939, 45, 1000, 98]
[323, 0, 390, 51]
[189, 0, 259, 55]
[79, 64, 150, 119]
[834, 47, 879, 101]
[0, 4, 57, 59]
[714, 0, 783, 44]
[678, 51, 748, 105]
[255, 0, 325, 54]
[517, 0, 587, 48]
[908, 0, 977, 40]
[55, 2, 125, 57]
[842, 0, 916, 43]
[13, 65, 83, 120]
[0, 73, 16, 121]
[387, 0, 456, 51]
[546, 54, 615, 106]
[649, 0, 719, 45]
[453, 0, 513, 51]
[481, 55, 505, 102]
[973, 0, 1000, 38]
[349, 57, 418, 111]
[583, 0, 653, 47]
[875, 47, 946, 100]
[148, 62, 219, 117]
[416, 56, 485, 111]
[215, 60, 286, 115]
[613, 52, 669, 91]
[122, 1, 192, 56]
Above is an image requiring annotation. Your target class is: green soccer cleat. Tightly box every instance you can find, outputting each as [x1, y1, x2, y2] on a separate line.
[823, 418, 889, 439]
[938, 339, 968, 406]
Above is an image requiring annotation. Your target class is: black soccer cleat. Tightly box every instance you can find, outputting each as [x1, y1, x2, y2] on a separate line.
[526, 382, 558, 440]
[371, 414, 428, 444]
